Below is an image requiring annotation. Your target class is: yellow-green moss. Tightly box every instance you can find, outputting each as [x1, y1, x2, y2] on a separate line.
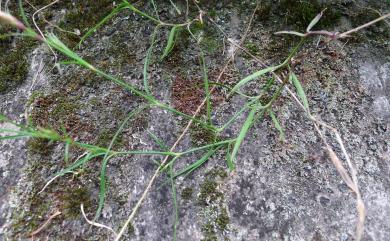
[215, 207, 229, 230]
[190, 122, 218, 146]
[201, 222, 218, 241]
[181, 187, 194, 200]
[206, 167, 228, 179]
[96, 129, 123, 149]
[0, 36, 36, 92]
[61, 187, 92, 218]
[27, 137, 55, 155]
[29, 92, 83, 134]
[280, 0, 341, 30]
[198, 179, 223, 206]
[128, 223, 135, 236]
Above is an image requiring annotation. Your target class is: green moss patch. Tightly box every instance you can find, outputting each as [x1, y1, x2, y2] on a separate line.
[57, 0, 116, 47]
[0, 31, 36, 92]
[279, 0, 341, 30]
[181, 187, 194, 200]
[60, 187, 93, 218]
[29, 92, 93, 138]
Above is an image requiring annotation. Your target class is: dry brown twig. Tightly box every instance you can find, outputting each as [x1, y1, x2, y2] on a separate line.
[80, 204, 118, 237]
[28, 210, 61, 238]
[276, 11, 390, 40]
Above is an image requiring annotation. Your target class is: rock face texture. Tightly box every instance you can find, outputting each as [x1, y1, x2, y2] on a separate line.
[0, 1, 389, 241]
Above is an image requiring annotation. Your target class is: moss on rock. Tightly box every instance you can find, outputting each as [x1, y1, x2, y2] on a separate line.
[279, 0, 341, 30]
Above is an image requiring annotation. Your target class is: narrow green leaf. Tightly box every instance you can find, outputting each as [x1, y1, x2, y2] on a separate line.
[77, 3, 128, 48]
[228, 103, 260, 170]
[168, 164, 178, 241]
[123, 0, 160, 23]
[95, 105, 148, 221]
[269, 110, 285, 141]
[18, 0, 31, 28]
[225, 143, 234, 170]
[161, 25, 179, 60]
[290, 72, 309, 110]
[200, 51, 212, 125]
[144, 25, 160, 94]
[0, 134, 29, 140]
[146, 130, 169, 151]
[54, 152, 106, 177]
[230, 66, 277, 95]
[306, 10, 325, 32]
[173, 147, 221, 179]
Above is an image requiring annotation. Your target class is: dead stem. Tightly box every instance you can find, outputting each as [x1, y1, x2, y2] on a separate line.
[28, 210, 61, 237]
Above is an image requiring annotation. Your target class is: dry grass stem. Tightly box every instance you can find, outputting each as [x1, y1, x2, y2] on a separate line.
[28, 210, 61, 237]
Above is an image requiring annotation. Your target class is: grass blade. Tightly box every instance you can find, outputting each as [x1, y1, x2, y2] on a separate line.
[269, 110, 285, 141]
[144, 25, 160, 94]
[168, 0, 181, 15]
[161, 25, 179, 60]
[0, 134, 30, 140]
[230, 66, 277, 95]
[200, 51, 212, 125]
[306, 10, 325, 32]
[54, 152, 106, 178]
[290, 72, 309, 110]
[228, 103, 261, 170]
[18, 0, 31, 28]
[225, 143, 234, 170]
[169, 164, 178, 241]
[77, 2, 128, 48]
[95, 105, 149, 221]
[146, 130, 169, 151]
[173, 147, 221, 179]
[64, 141, 70, 163]
[123, 0, 160, 24]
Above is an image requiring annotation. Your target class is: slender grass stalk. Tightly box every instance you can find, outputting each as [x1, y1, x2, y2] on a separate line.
[229, 66, 278, 95]
[169, 163, 178, 241]
[150, 0, 160, 20]
[174, 146, 222, 179]
[228, 102, 262, 170]
[269, 110, 285, 141]
[144, 25, 160, 94]
[200, 51, 212, 125]
[77, 2, 131, 48]
[146, 130, 169, 151]
[95, 105, 149, 221]
[122, 0, 160, 24]
[168, 0, 181, 15]
[18, 0, 30, 28]
[179, 139, 234, 155]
